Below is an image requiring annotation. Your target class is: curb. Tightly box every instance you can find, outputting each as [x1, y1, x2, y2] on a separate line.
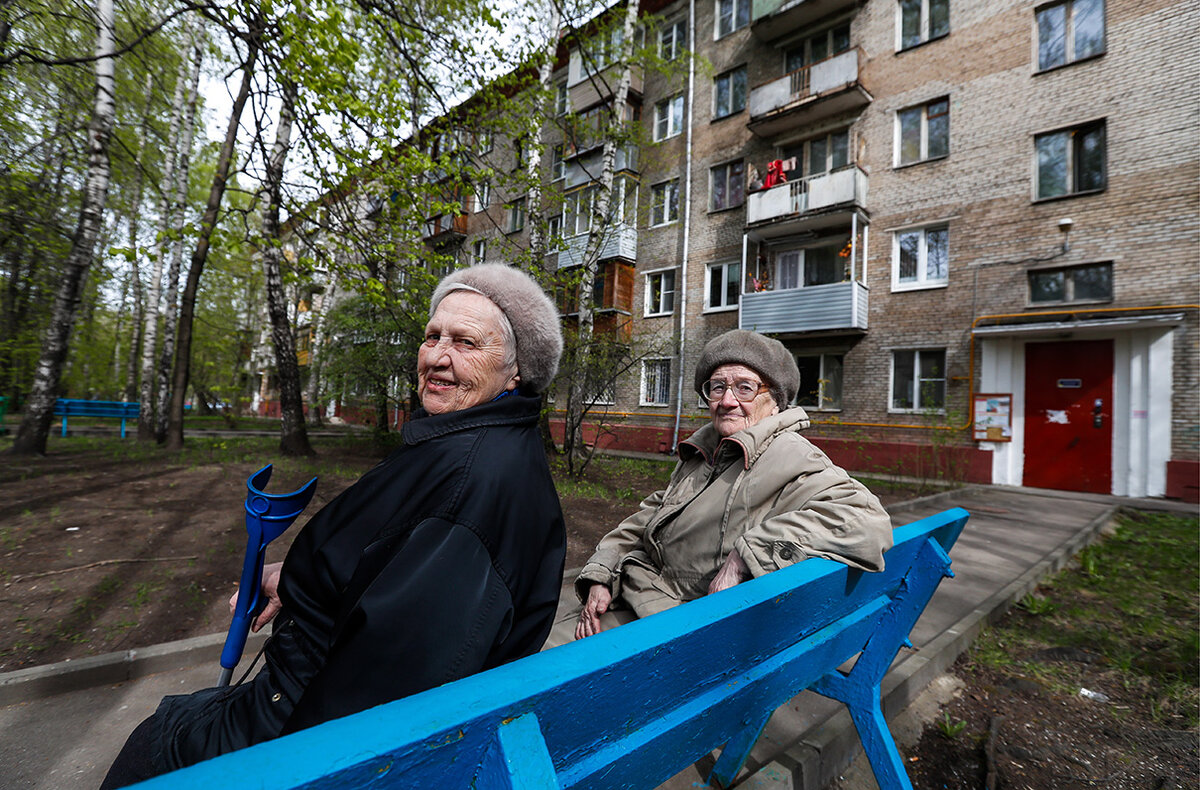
[749, 502, 1120, 789]
[0, 631, 269, 708]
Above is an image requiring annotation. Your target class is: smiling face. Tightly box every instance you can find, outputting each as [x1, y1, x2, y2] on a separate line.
[417, 290, 518, 415]
[706, 363, 780, 438]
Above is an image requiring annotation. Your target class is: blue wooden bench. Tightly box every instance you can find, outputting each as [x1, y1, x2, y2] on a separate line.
[135, 508, 969, 790]
[53, 398, 139, 438]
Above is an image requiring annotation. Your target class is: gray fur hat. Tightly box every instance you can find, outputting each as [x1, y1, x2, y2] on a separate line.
[430, 264, 563, 394]
[694, 329, 799, 406]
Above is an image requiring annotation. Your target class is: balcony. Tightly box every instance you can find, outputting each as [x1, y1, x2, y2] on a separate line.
[751, 0, 860, 43]
[563, 147, 639, 189]
[748, 49, 870, 137]
[422, 213, 467, 243]
[746, 165, 867, 236]
[740, 280, 868, 334]
[555, 224, 638, 270]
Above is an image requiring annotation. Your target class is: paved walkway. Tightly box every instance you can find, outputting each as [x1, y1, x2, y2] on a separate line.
[0, 486, 1194, 789]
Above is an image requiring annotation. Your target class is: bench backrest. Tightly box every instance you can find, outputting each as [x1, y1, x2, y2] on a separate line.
[139, 508, 969, 790]
[53, 398, 139, 417]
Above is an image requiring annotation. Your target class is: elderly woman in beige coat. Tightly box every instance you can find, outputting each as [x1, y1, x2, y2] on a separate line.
[564, 329, 893, 642]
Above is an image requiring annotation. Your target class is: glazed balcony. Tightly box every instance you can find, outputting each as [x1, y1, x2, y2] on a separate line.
[563, 147, 639, 189]
[747, 49, 870, 137]
[555, 223, 638, 270]
[740, 280, 869, 334]
[746, 165, 867, 234]
[751, 0, 860, 43]
[422, 212, 468, 243]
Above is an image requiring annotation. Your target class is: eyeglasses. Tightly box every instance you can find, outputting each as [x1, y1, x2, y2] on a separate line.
[701, 378, 769, 403]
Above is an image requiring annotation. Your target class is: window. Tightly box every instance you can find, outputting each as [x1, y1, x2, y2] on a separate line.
[1037, 0, 1105, 71]
[710, 160, 744, 211]
[795, 353, 843, 410]
[645, 269, 676, 316]
[554, 81, 569, 116]
[477, 131, 493, 154]
[582, 26, 624, 76]
[1035, 121, 1106, 199]
[472, 239, 487, 264]
[898, 0, 949, 50]
[715, 0, 750, 38]
[713, 67, 747, 119]
[507, 199, 526, 233]
[706, 261, 740, 310]
[654, 95, 684, 141]
[774, 246, 845, 290]
[565, 187, 594, 236]
[783, 129, 851, 177]
[1029, 262, 1112, 304]
[893, 225, 948, 290]
[474, 181, 490, 212]
[785, 24, 851, 70]
[551, 144, 566, 181]
[546, 213, 562, 246]
[891, 349, 945, 411]
[650, 179, 680, 226]
[660, 18, 686, 60]
[896, 97, 949, 165]
[641, 358, 672, 406]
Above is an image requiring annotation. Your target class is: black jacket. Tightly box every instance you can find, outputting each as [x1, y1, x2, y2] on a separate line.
[155, 394, 565, 770]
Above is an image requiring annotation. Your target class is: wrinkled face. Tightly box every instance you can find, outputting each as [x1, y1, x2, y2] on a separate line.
[706, 363, 779, 438]
[418, 291, 518, 415]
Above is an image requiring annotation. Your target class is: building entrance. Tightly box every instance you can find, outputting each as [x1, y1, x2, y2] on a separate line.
[1023, 339, 1113, 493]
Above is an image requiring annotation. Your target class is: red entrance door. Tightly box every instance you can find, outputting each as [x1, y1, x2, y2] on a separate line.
[1023, 340, 1113, 493]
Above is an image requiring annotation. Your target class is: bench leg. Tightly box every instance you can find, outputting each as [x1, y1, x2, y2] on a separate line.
[708, 710, 771, 788]
[61, 416, 68, 438]
[472, 712, 559, 789]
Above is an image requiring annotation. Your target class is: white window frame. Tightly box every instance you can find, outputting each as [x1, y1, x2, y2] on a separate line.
[889, 348, 946, 413]
[660, 18, 686, 61]
[640, 358, 672, 406]
[546, 213, 563, 247]
[715, 0, 750, 39]
[654, 94, 684, 141]
[477, 131, 492, 155]
[896, 0, 950, 51]
[1035, 0, 1106, 72]
[644, 267, 676, 317]
[507, 198, 526, 233]
[551, 144, 566, 181]
[710, 159, 745, 211]
[891, 224, 949, 292]
[472, 239, 487, 265]
[704, 261, 741, 312]
[794, 352, 844, 411]
[650, 179, 680, 226]
[713, 66, 747, 119]
[554, 80, 569, 116]
[474, 181, 490, 212]
[894, 97, 949, 166]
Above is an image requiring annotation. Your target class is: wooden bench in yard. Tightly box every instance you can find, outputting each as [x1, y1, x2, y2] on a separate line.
[138, 507, 970, 790]
[53, 398, 139, 438]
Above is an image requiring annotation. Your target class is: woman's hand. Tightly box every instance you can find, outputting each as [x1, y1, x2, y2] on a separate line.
[575, 583, 613, 640]
[708, 550, 751, 595]
[228, 561, 284, 633]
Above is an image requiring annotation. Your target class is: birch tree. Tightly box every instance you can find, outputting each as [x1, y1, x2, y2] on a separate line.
[11, 0, 115, 455]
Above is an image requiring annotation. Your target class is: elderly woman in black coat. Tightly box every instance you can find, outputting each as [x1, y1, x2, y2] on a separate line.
[101, 264, 566, 788]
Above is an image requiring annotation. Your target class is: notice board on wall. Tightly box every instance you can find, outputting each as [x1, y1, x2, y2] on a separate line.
[974, 393, 1012, 442]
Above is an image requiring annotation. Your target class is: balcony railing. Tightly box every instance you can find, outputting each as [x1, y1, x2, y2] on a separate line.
[746, 165, 868, 226]
[422, 213, 468, 241]
[555, 224, 638, 270]
[747, 50, 869, 136]
[740, 280, 868, 334]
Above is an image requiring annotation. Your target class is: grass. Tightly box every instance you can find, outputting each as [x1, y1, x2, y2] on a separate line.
[969, 509, 1199, 727]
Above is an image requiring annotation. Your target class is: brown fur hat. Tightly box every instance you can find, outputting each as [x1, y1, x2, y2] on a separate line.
[430, 264, 563, 394]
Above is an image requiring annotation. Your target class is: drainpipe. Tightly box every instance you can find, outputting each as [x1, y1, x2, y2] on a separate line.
[670, 0, 697, 452]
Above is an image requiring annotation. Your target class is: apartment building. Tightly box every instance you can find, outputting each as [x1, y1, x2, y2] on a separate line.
[272, 0, 1199, 501]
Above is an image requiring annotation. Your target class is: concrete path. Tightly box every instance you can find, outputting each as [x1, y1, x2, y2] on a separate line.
[0, 486, 1194, 790]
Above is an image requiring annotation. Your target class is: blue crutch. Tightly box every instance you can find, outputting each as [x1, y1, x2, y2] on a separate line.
[218, 464, 318, 686]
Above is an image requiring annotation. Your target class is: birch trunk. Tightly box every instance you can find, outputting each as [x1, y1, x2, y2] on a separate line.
[523, 3, 562, 265]
[118, 73, 154, 402]
[260, 81, 313, 456]
[564, 0, 638, 471]
[137, 23, 193, 440]
[11, 0, 115, 455]
[164, 37, 260, 451]
[153, 38, 202, 442]
[305, 279, 335, 428]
